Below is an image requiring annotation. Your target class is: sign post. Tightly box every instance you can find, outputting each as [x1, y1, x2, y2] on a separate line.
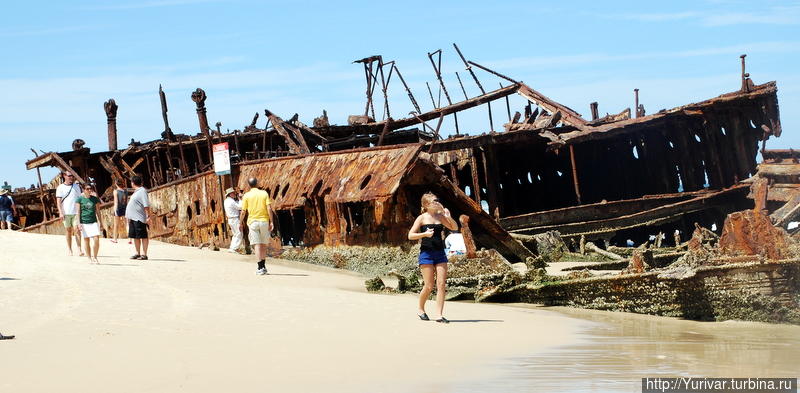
[212, 142, 231, 240]
[212, 142, 231, 175]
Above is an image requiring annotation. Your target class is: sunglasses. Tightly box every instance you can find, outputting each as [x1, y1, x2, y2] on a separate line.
[64, 174, 74, 178]
[433, 198, 441, 203]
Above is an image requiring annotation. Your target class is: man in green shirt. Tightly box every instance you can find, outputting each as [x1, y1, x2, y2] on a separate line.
[75, 184, 104, 264]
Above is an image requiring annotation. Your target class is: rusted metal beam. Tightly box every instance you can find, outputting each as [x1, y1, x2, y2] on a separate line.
[452, 43, 494, 132]
[191, 88, 214, 163]
[469, 149, 481, 205]
[458, 214, 477, 258]
[516, 84, 587, 127]
[104, 99, 118, 151]
[374, 84, 518, 132]
[265, 110, 309, 154]
[569, 145, 582, 204]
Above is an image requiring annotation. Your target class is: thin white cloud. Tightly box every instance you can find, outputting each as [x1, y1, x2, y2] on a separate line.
[702, 6, 800, 26]
[0, 25, 98, 38]
[88, 0, 223, 10]
[482, 41, 800, 71]
[612, 4, 800, 26]
[617, 11, 700, 21]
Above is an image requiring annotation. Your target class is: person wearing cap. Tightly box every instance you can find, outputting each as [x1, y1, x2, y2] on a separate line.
[239, 178, 274, 275]
[224, 187, 243, 253]
[75, 184, 104, 264]
[0, 189, 17, 230]
[55, 171, 83, 256]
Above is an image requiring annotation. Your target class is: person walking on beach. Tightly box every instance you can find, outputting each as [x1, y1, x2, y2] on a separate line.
[224, 187, 243, 253]
[125, 175, 151, 260]
[408, 192, 458, 323]
[239, 178, 273, 275]
[111, 179, 130, 244]
[76, 184, 104, 264]
[55, 171, 83, 256]
[0, 189, 17, 230]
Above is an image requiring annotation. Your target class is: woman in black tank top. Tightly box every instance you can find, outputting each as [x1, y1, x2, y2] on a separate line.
[408, 192, 458, 323]
[111, 179, 130, 244]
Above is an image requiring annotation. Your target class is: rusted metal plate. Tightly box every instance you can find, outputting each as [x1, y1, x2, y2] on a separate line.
[237, 144, 422, 210]
[719, 209, 793, 260]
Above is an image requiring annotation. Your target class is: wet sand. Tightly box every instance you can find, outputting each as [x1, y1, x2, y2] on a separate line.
[454, 306, 800, 392]
[2, 231, 797, 393]
[0, 231, 582, 393]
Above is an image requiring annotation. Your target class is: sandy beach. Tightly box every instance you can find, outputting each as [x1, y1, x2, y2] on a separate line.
[0, 231, 586, 393]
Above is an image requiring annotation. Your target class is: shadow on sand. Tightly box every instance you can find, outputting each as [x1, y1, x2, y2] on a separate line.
[0, 277, 20, 280]
[446, 319, 504, 323]
[267, 273, 310, 277]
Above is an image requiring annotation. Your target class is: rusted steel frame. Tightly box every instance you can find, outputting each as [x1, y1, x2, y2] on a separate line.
[499, 189, 711, 231]
[29, 149, 50, 221]
[426, 115, 446, 153]
[192, 140, 205, 170]
[500, 83, 511, 122]
[479, 146, 499, 218]
[513, 185, 747, 236]
[97, 155, 124, 184]
[516, 84, 587, 128]
[376, 117, 393, 147]
[569, 145, 582, 204]
[393, 65, 421, 114]
[458, 215, 477, 258]
[466, 60, 519, 85]
[152, 153, 164, 185]
[551, 82, 777, 145]
[144, 151, 154, 186]
[469, 149, 481, 205]
[378, 59, 392, 119]
[452, 43, 494, 132]
[771, 191, 800, 227]
[291, 120, 328, 149]
[425, 82, 437, 109]
[48, 153, 86, 185]
[233, 130, 241, 157]
[376, 84, 517, 132]
[427, 49, 458, 134]
[177, 141, 189, 176]
[164, 144, 177, 180]
[455, 72, 468, 101]
[266, 110, 309, 154]
[449, 164, 459, 188]
[408, 112, 438, 135]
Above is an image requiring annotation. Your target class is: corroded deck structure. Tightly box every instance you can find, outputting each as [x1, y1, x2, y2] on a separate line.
[19, 49, 783, 262]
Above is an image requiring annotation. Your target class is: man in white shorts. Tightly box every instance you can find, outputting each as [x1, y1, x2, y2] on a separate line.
[239, 178, 273, 275]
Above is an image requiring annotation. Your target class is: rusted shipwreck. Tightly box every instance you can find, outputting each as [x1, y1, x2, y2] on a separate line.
[18, 48, 782, 265]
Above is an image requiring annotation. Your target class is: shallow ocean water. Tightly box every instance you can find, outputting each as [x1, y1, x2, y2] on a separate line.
[448, 306, 800, 393]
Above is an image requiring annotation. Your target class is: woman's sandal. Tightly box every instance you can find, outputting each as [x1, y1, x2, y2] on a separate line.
[418, 312, 430, 321]
[435, 317, 450, 324]
[0, 333, 15, 340]
[130, 254, 141, 260]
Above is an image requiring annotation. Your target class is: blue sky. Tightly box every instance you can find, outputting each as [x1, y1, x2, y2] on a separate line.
[1, 0, 798, 188]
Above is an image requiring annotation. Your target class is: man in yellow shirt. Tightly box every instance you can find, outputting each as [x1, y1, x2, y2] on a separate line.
[240, 178, 274, 275]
